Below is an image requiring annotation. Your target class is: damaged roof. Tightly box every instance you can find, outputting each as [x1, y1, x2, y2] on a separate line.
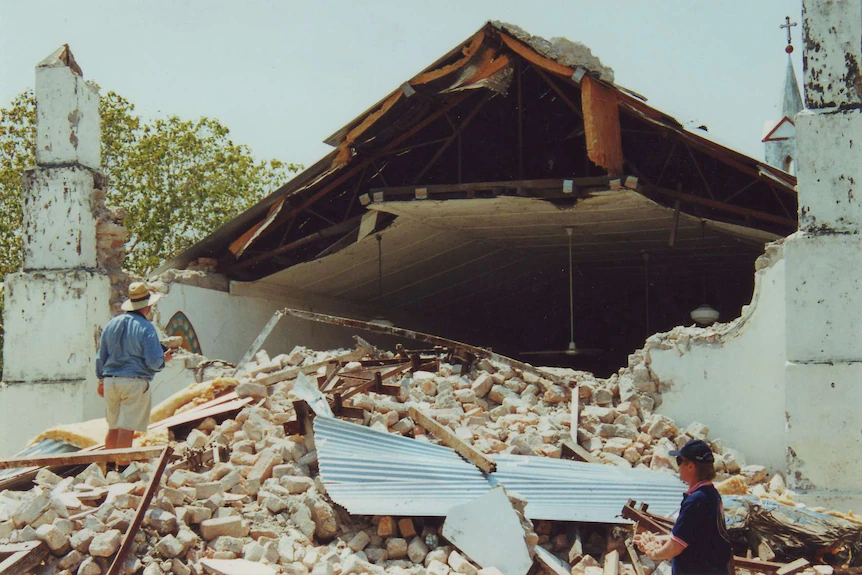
[155, 20, 796, 278]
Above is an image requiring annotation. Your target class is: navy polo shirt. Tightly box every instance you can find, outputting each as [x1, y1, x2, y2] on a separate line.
[671, 482, 732, 575]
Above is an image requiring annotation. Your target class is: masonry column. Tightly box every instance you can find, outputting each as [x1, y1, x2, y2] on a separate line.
[784, 1, 862, 505]
[0, 46, 111, 456]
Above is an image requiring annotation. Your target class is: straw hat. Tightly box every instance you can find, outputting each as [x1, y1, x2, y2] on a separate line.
[121, 282, 162, 312]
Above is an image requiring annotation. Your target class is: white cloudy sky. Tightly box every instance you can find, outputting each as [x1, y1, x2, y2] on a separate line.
[1, 0, 802, 171]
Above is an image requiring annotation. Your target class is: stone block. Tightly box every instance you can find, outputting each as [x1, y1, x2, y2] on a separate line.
[786, 233, 862, 362]
[796, 109, 862, 231]
[78, 556, 101, 575]
[89, 528, 121, 557]
[377, 516, 398, 537]
[237, 382, 269, 400]
[801, 0, 862, 109]
[348, 531, 371, 552]
[145, 509, 178, 535]
[155, 534, 185, 558]
[35, 61, 100, 169]
[386, 537, 408, 559]
[786, 361, 862, 491]
[448, 550, 478, 575]
[36, 523, 70, 555]
[201, 516, 248, 540]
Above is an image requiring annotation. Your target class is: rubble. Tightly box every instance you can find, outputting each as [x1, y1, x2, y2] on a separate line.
[0, 340, 855, 575]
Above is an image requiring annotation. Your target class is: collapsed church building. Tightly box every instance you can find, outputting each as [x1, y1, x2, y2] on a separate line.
[2, 3, 862, 574]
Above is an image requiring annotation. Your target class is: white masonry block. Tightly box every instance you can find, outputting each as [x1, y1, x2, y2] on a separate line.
[785, 232, 862, 363]
[2, 270, 110, 383]
[22, 167, 98, 270]
[786, 361, 862, 492]
[802, 0, 862, 109]
[35, 48, 100, 169]
[796, 109, 862, 231]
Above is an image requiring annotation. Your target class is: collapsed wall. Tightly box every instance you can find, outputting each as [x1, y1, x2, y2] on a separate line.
[646, 241, 787, 472]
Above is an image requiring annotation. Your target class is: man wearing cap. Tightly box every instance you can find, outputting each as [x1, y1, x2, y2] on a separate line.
[96, 282, 172, 449]
[635, 439, 732, 575]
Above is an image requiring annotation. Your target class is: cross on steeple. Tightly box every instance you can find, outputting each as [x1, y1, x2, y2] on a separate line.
[780, 16, 798, 53]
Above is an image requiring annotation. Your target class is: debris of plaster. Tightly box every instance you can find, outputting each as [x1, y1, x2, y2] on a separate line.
[442, 487, 534, 575]
[491, 21, 615, 82]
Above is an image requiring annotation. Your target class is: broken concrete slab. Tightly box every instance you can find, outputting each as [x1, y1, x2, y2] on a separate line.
[442, 486, 533, 575]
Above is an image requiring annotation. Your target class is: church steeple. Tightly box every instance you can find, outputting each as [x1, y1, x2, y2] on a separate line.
[781, 55, 803, 121]
[763, 16, 803, 175]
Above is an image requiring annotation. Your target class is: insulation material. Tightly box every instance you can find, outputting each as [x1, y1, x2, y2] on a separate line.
[149, 377, 239, 423]
[28, 419, 108, 449]
[582, 76, 624, 176]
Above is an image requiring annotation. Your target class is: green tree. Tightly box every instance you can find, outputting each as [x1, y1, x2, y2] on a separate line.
[0, 88, 299, 374]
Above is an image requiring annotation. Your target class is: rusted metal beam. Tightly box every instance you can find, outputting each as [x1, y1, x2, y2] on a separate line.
[280, 308, 564, 386]
[106, 446, 173, 575]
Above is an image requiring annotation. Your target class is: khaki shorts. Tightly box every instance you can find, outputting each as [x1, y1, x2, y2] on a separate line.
[104, 377, 151, 431]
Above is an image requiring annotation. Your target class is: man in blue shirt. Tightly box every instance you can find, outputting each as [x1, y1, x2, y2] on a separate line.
[634, 439, 732, 575]
[96, 282, 172, 449]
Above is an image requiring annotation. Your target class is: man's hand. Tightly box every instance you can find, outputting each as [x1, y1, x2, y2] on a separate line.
[164, 349, 173, 363]
[97, 379, 104, 397]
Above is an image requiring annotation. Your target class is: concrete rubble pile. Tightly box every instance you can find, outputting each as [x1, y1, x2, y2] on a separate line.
[0, 342, 845, 575]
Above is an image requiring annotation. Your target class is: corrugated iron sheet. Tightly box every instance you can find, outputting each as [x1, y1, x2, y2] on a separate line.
[489, 454, 684, 523]
[0, 439, 79, 480]
[315, 416, 685, 523]
[314, 416, 490, 516]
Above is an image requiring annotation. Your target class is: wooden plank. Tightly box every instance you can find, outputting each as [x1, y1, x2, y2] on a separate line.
[408, 406, 496, 474]
[258, 348, 367, 387]
[106, 446, 174, 575]
[560, 439, 601, 464]
[732, 557, 786, 573]
[0, 446, 165, 470]
[776, 558, 811, 575]
[370, 177, 610, 197]
[281, 308, 563, 386]
[644, 184, 796, 229]
[162, 398, 253, 434]
[0, 541, 48, 575]
[626, 541, 645, 575]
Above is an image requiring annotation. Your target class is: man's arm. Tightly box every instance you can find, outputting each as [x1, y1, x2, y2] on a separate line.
[95, 327, 108, 379]
[649, 537, 686, 561]
[141, 325, 166, 372]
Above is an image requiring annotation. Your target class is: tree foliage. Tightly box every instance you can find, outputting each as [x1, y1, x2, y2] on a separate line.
[0, 87, 300, 373]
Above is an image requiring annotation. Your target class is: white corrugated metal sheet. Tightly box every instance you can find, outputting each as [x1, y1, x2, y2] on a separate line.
[314, 416, 491, 516]
[315, 416, 685, 523]
[489, 454, 684, 523]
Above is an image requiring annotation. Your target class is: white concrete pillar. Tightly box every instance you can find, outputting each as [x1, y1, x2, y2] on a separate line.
[0, 46, 110, 456]
[784, 0, 862, 504]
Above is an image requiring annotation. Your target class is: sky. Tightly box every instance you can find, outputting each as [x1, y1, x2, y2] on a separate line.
[0, 0, 803, 172]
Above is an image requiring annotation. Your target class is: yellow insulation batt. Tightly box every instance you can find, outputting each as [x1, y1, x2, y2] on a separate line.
[28, 418, 108, 449]
[149, 377, 239, 423]
[715, 475, 749, 496]
[28, 377, 237, 449]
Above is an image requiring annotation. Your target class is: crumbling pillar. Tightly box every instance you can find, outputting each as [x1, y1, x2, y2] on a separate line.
[0, 46, 111, 456]
[784, 0, 862, 505]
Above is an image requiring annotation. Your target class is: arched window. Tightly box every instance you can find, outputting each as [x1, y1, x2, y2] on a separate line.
[783, 155, 794, 174]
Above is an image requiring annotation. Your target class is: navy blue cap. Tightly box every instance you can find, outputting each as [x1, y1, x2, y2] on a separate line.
[669, 439, 715, 463]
